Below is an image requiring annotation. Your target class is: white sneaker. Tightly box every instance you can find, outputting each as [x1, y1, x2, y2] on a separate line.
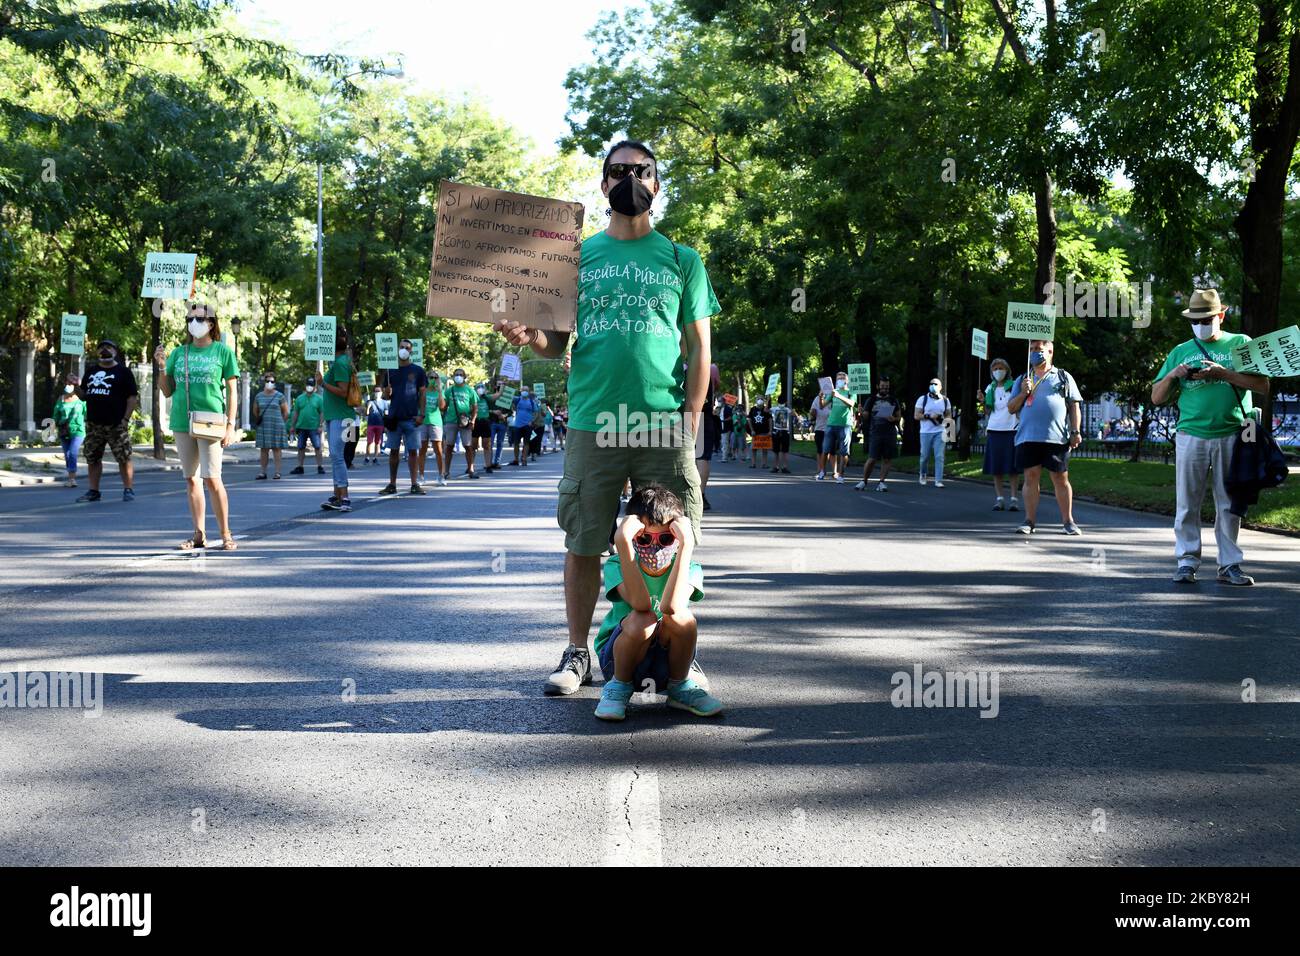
[835, 474, 844, 484]
[935, 481, 944, 488]
[816, 471, 825, 481]
[876, 481, 887, 492]
[918, 474, 926, 485]
[437, 474, 447, 487]
[854, 480, 866, 490]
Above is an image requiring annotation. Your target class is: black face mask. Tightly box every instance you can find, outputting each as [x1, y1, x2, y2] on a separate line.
[608, 174, 655, 217]
[98, 351, 115, 363]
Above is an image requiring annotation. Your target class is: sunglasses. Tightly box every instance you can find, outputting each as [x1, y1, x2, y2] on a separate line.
[607, 162, 656, 181]
[1188, 317, 1220, 326]
[634, 531, 676, 548]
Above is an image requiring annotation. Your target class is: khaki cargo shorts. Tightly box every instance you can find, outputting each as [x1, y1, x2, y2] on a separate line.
[557, 425, 702, 556]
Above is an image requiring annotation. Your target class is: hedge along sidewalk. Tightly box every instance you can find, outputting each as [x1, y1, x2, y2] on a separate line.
[789, 438, 1300, 534]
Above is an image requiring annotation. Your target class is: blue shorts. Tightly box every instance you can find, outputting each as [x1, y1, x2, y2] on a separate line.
[296, 429, 322, 450]
[598, 617, 677, 691]
[823, 424, 850, 456]
[385, 418, 419, 457]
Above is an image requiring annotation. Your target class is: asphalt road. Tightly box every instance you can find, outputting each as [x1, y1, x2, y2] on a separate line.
[0, 448, 1297, 865]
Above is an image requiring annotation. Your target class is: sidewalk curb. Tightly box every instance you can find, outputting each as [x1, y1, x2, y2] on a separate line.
[789, 450, 1300, 539]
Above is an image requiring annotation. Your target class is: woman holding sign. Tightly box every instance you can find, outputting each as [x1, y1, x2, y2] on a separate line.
[154, 303, 240, 551]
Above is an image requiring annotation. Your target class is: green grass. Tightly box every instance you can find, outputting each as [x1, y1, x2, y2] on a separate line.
[790, 438, 1300, 533]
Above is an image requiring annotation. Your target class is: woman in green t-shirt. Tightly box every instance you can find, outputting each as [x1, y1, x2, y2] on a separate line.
[52, 374, 87, 487]
[154, 304, 240, 551]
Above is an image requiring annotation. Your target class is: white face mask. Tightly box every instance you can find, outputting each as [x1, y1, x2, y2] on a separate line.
[930, 384, 941, 395]
[373, 391, 382, 400]
[1192, 319, 1221, 341]
[476, 386, 486, 395]
[836, 379, 846, 389]
[993, 369, 1006, 382]
[398, 348, 411, 360]
[454, 375, 464, 385]
[64, 385, 75, 394]
[188, 319, 210, 339]
[264, 381, 275, 391]
[521, 391, 529, 398]
[305, 385, 315, 394]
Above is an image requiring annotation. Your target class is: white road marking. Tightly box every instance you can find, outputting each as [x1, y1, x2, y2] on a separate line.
[602, 770, 663, 867]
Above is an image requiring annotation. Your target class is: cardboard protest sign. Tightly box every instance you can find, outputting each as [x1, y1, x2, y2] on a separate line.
[375, 333, 399, 370]
[60, 313, 87, 355]
[765, 373, 780, 396]
[534, 383, 546, 399]
[972, 328, 989, 360]
[752, 435, 773, 450]
[304, 315, 336, 361]
[426, 181, 583, 332]
[817, 376, 834, 396]
[409, 339, 424, 366]
[847, 363, 872, 394]
[356, 371, 376, 387]
[1004, 302, 1056, 340]
[141, 253, 197, 299]
[495, 384, 518, 410]
[1231, 325, 1300, 378]
[500, 352, 522, 381]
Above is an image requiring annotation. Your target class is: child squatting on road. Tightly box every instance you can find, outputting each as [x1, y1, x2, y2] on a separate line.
[593, 484, 724, 722]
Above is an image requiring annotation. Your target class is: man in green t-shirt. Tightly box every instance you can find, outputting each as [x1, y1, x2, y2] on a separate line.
[494, 139, 719, 697]
[442, 367, 479, 479]
[819, 373, 856, 483]
[1152, 289, 1269, 586]
[288, 377, 324, 476]
[319, 330, 355, 512]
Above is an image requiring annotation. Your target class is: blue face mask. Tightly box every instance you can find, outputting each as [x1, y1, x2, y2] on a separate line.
[1030, 350, 1046, 365]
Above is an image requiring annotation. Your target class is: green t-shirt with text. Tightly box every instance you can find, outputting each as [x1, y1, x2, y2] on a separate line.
[322, 353, 354, 422]
[1154, 334, 1254, 439]
[442, 384, 476, 423]
[569, 230, 720, 433]
[593, 553, 705, 656]
[291, 392, 323, 431]
[165, 341, 239, 434]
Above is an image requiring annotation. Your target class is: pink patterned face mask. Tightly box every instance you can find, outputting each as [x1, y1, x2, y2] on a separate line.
[633, 535, 678, 575]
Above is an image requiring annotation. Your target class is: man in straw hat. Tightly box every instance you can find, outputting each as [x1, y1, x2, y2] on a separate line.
[1152, 289, 1269, 586]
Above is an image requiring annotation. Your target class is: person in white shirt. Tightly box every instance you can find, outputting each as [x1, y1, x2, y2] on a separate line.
[982, 358, 1020, 510]
[913, 378, 952, 487]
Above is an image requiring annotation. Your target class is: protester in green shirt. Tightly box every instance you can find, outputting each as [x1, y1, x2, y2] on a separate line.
[818, 374, 856, 482]
[154, 303, 240, 551]
[1152, 289, 1269, 586]
[493, 139, 718, 698]
[52, 376, 87, 487]
[442, 368, 479, 478]
[319, 330, 355, 511]
[288, 379, 324, 477]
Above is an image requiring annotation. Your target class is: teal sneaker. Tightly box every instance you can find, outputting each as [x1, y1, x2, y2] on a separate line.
[595, 679, 635, 721]
[666, 679, 724, 717]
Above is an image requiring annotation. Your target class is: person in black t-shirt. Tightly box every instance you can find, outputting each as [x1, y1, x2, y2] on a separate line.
[748, 396, 772, 470]
[77, 339, 140, 503]
[856, 376, 903, 491]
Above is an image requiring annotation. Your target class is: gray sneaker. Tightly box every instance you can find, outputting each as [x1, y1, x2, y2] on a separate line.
[1062, 522, 1082, 536]
[1172, 565, 1197, 584]
[543, 645, 592, 696]
[1216, 564, 1254, 587]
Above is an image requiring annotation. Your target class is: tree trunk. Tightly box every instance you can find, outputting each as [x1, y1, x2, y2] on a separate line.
[1232, 6, 1300, 430]
[1034, 169, 1057, 304]
[903, 319, 931, 455]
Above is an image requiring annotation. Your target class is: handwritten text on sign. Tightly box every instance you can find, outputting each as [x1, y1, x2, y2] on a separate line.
[1004, 302, 1056, 341]
[140, 252, 197, 300]
[426, 181, 583, 332]
[304, 315, 336, 361]
[1232, 325, 1300, 378]
[60, 313, 87, 355]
